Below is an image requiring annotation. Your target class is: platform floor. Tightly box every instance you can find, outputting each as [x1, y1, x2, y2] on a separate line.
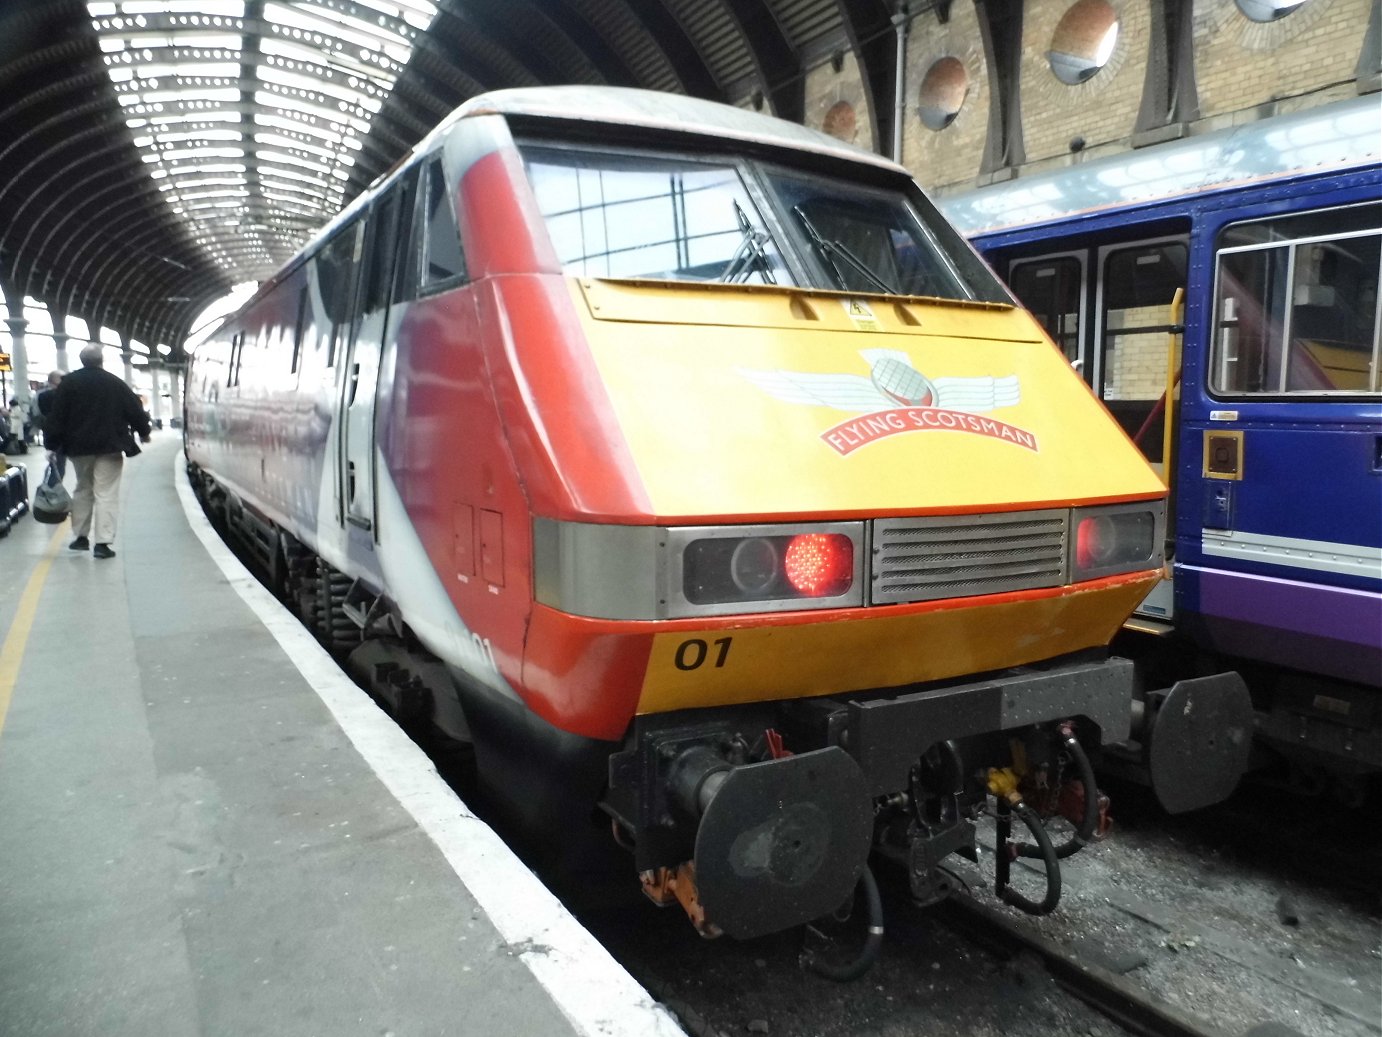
[0, 434, 682, 1037]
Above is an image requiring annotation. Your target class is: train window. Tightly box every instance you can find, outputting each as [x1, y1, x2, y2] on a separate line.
[420, 158, 465, 290]
[1284, 236, 1380, 392]
[229, 331, 243, 388]
[1213, 211, 1382, 396]
[520, 145, 787, 284]
[1097, 241, 1187, 459]
[764, 170, 1005, 301]
[315, 218, 363, 368]
[1008, 255, 1084, 364]
[290, 286, 307, 375]
[390, 166, 420, 304]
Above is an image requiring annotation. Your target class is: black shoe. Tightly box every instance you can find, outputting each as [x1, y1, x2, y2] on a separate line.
[69, 536, 89, 551]
[93, 543, 115, 559]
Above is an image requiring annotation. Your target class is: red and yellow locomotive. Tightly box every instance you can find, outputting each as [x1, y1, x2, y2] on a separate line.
[186, 86, 1224, 955]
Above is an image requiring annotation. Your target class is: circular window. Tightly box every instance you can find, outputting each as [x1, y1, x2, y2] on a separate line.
[1234, 0, 1309, 21]
[1048, 0, 1120, 85]
[917, 57, 968, 131]
[821, 100, 857, 142]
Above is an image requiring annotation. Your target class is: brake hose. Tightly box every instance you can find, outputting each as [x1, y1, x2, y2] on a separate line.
[802, 865, 885, 981]
[995, 798, 1062, 916]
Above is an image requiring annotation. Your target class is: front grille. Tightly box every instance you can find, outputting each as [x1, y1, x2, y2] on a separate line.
[870, 510, 1069, 604]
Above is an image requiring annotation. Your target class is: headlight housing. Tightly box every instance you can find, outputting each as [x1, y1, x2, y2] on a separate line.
[1069, 503, 1162, 582]
[533, 503, 1161, 620]
[533, 520, 864, 619]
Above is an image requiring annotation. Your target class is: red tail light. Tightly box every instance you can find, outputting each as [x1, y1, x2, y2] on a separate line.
[784, 533, 853, 596]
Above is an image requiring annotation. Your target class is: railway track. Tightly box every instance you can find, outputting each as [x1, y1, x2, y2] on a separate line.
[934, 894, 1243, 1037]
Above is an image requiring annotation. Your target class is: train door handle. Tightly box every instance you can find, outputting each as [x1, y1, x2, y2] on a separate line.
[1373, 435, 1382, 474]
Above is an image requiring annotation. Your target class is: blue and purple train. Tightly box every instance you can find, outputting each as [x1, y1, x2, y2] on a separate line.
[943, 95, 1382, 798]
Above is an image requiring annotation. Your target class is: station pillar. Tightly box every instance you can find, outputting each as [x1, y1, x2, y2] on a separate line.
[52, 328, 70, 373]
[119, 334, 135, 389]
[149, 363, 164, 427]
[3, 315, 31, 409]
[168, 362, 183, 428]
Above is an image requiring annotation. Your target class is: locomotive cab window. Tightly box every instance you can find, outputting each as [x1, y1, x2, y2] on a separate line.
[314, 218, 364, 368]
[1212, 204, 1382, 396]
[419, 157, 466, 292]
[761, 170, 1003, 302]
[519, 145, 787, 284]
[519, 141, 1007, 302]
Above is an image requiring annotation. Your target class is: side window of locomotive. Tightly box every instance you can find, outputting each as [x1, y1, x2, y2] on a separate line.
[519, 144, 787, 284]
[315, 219, 364, 367]
[420, 158, 465, 292]
[763, 170, 1006, 302]
[390, 166, 421, 304]
[229, 331, 243, 388]
[1008, 255, 1085, 366]
[290, 286, 308, 375]
[1213, 206, 1382, 395]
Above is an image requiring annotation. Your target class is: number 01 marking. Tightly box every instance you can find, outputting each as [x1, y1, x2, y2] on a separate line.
[674, 637, 733, 671]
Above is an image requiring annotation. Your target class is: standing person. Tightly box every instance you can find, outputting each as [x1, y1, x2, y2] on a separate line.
[34, 370, 65, 478]
[43, 344, 151, 559]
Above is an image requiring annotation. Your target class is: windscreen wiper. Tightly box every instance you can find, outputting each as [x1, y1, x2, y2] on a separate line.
[719, 200, 777, 285]
[791, 205, 896, 294]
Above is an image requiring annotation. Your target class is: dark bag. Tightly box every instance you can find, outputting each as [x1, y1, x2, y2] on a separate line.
[33, 461, 70, 523]
[122, 430, 142, 457]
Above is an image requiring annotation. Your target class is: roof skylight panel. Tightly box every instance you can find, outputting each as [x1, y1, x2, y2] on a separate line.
[113, 2, 246, 17]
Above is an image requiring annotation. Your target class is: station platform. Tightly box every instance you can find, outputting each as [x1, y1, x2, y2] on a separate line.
[0, 433, 683, 1037]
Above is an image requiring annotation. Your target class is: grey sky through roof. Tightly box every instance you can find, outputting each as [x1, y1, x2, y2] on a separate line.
[88, 0, 439, 282]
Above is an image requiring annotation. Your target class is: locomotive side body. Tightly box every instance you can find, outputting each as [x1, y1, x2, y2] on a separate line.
[945, 95, 1382, 790]
[187, 86, 1191, 943]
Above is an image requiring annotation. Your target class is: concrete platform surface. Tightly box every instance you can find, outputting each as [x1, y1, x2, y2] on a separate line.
[0, 433, 682, 1037]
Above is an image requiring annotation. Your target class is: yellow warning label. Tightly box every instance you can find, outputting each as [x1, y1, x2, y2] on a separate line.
[842, 298, 880, 331]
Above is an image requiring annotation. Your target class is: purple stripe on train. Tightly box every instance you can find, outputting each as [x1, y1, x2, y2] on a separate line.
[1178, 564, 1382, 686]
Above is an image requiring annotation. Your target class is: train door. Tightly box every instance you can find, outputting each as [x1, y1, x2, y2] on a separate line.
[1007, 251, 1088, 372]
[337, 187, 409, 534]
[1093, 238, 1188, 471]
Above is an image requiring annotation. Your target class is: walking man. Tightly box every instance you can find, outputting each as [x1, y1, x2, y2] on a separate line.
[42, 344, 151, 559]
[34, 370, 66, 478]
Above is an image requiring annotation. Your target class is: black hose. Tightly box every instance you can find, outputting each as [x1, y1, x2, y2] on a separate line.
[996, 799, 1062, 915]
[802, 865, 885, 982]
[1015, 727, 1099, 860]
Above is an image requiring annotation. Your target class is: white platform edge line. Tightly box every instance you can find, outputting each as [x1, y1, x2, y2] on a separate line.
[171, 449, 683, 1037]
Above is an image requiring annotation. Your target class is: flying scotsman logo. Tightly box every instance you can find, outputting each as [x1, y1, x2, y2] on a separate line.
[738, 349, 1038, 456]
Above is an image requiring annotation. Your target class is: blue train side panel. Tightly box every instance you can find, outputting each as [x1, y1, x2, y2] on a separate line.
[944, 95, 1382, 777]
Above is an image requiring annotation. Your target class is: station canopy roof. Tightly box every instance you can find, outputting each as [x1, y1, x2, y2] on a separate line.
[0, 0, 907, 358]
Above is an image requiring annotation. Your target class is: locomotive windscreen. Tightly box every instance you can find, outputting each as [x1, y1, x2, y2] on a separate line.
[518, 141, 1008, 304]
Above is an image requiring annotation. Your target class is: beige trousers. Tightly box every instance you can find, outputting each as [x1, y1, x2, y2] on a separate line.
[70, 453, 124, 545]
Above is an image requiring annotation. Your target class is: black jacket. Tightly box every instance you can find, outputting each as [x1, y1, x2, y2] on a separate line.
[45, 366, 151, 457]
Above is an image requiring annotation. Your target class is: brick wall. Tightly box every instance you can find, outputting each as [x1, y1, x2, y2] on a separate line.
[1019, 0, 1149, 165]
[1194, 0, 1374, 120]
[1105, 305, 1173, 399]
[904, 6, 991, 190]
[804, 50, 875, 154]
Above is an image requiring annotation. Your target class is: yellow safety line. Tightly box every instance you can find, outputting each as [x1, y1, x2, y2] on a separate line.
[0, 525, 68, 740]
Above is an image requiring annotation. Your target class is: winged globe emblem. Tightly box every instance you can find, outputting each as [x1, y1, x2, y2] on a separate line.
[736, 349, 1037, 455]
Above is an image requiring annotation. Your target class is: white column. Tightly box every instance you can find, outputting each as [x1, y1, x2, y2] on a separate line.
[3, 316, 30, 442]
[149, 364, 165, 427]
[52, 329, 70, 373]
[169, 363, 183, 428]
[120, 336, 135, 388]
